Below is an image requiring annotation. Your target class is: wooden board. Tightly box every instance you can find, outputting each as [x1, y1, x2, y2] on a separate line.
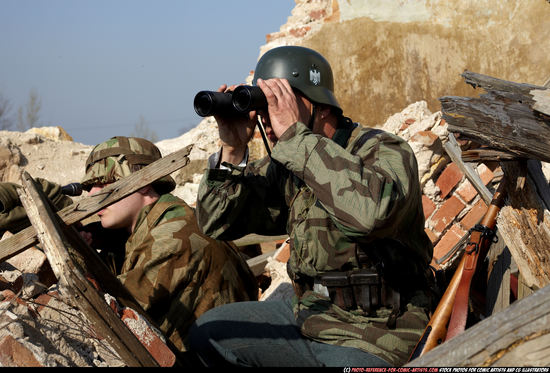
[17, 171, 160, 367]
[440, 71, 550, 163]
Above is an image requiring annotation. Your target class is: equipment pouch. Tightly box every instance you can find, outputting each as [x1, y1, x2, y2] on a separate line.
[349, 269, 380, 314]
[318, 272, 355, 310]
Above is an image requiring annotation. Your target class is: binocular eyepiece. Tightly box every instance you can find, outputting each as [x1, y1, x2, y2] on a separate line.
[193, 86, 267, 117]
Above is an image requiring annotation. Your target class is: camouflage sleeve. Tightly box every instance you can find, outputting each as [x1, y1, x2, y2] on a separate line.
[272, 121, 419, 237]
[0, 178, 74, 233]
[196, 157, 289, 240]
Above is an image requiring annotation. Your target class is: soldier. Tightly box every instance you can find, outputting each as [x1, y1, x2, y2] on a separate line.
[187, 46, 436, 367]
[0, 136, 258, 362]
[79, 136, 258, 355]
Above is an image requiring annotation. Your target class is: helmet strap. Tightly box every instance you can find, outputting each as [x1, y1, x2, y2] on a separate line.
[307, 104, 318, 130]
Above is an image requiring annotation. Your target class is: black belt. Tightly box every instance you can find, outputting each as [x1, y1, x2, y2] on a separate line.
[291, 268, 401, 316]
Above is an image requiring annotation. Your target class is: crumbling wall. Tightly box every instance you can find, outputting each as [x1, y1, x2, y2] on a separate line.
[261, 0, 550, 128]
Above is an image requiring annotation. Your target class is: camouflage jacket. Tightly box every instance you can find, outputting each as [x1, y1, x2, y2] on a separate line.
[119, 193, 258, 353]
[197, 118, 434, 365]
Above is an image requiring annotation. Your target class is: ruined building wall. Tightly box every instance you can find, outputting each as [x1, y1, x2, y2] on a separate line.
[260, 0, 550, 128]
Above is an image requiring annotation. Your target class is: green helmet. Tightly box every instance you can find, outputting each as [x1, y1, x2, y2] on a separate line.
[252, 45, 341, 112]
[81, 136, 175, 194]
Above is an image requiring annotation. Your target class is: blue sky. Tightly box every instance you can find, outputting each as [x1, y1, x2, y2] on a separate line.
[0, 0, 295, 145]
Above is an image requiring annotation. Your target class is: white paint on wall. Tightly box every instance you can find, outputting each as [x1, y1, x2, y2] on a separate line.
[338, 0, 431, 23]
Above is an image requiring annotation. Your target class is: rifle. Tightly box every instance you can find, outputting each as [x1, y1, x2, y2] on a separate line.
[408, 181, 507, 360]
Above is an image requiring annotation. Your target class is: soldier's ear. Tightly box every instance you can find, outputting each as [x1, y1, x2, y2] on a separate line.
[319, 105, 332, 120]
[137, 185, 153, 195]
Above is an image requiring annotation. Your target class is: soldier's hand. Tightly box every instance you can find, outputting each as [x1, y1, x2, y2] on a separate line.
[214, 84, 257, 165]
[257, 78, 302, 139]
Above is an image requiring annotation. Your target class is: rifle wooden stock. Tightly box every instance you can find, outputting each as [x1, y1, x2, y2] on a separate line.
[445, 182, 506, 340]
[408, 254, 465, 360]
[408, 181, 507, 360]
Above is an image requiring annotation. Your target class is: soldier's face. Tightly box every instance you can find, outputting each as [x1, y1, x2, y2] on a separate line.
[88, 183, 144, 232]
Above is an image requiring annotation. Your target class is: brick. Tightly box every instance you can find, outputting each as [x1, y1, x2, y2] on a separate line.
[1, 289, 27, 307]
[430, 196, 466, 234]
[410, 130, 439, 148]
[275, 243, 290, 263]
[456, 179, 478, 203]
[399, 118, 416, 131]
[309, 9, 327, 20]
[433, 224, 467, 263]
[422, 195, 436, 220]
[424, 228, 438, 245]
[477, 163, 495, 185]
[6, 246, 47, 274]
[33, 293, 53, 314]
[436, 162, 464, 198]
[265, 31, 285, 43]
[0, 272, 23, 293]
[121, 308, 176, 367]
[0, 335, 42, 367]
[460, 199, 488, 231]
[289, 26, 311, 38]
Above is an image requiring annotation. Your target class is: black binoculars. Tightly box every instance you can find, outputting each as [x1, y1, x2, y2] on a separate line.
[193, 86, 268, 117]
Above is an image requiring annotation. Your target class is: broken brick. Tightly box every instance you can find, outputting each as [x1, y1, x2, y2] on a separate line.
[436, 162, 464, 198]
[121, 308, 176, 367]
[422, 195, 437, 220]
[430, 196, 466, 234]
[460, 198, 488, 231]
[0, 335, 42, 367]
[456, 179, 478, 203]
[433, 224, 467, 263]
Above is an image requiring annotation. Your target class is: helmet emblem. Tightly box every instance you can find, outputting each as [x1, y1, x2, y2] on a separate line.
[309, 67, 321, 86]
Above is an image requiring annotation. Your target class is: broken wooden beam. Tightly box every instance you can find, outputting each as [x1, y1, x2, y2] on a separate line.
[17, 171, 160, 367]
[440, 71, 550, 163]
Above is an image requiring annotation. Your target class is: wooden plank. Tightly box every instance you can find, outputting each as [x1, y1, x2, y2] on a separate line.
[17, 171, 159, 367]
[0, 144, 192, 263]
[485, 238, 510, 315]
[405, 282, 550, 367]
[498, 161, 550, 289]
[246, 251, 276, 277]
[443, 132, 493, 205]
[518, 272, 536, 300]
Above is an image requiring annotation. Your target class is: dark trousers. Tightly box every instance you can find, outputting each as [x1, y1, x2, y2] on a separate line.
[187, 297, 391, 367]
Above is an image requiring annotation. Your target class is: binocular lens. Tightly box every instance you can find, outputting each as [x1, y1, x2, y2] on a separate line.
[193, 86, 267, 117]
[193, 91, 233, 117]
[232, 86, 267, 112]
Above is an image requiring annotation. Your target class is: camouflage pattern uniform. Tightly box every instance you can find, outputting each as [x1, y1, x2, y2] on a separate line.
[80, 136, 259, 353]
[196, 118, 434, 366]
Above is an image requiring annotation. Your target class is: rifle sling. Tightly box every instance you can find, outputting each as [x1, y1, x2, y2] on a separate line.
[445, 230, 485, 340]
[445, 181, 506, 341]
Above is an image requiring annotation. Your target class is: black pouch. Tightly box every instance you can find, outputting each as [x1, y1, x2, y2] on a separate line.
[349, 268, 381, 314]
[318, 272, 355, 310]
